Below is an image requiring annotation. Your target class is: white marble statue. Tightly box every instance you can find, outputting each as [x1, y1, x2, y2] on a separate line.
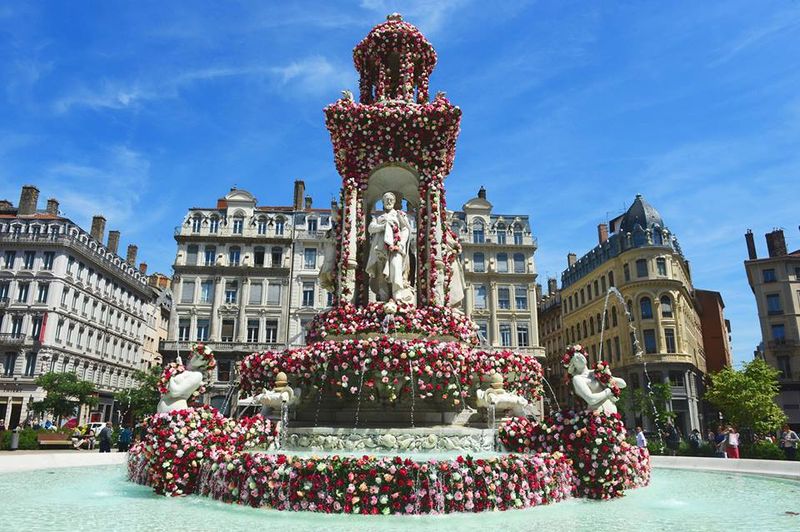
[366, 191, 415, 305]
[319, 207, 339, 292]
[566, 351, 627, 415]
[253, 372, 301, 410]
[156, 355, 211, 414]
[443, 210, 465, 307]
[475, 374, 529, 418]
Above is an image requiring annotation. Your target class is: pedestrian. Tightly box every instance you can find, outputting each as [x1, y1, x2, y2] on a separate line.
[780, 424, 799, 461]
[635, 426, 647, 449]
[714, 425, 728, 458]
[706, 428, 716, 446]
[689, 429, 702, 453]
[0, 419, 6, 432]
[98, 422, 113, 453]
[665, 422, 680, 456]
[726, 425, 740, 459]
[118, 426, 132, 452]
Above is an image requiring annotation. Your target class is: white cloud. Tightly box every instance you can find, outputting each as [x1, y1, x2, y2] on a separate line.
[359, 0, 473, 36]
[271, 56, 355, 96]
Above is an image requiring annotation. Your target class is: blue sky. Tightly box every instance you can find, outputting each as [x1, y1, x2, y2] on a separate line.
[1, 1, 798, 365]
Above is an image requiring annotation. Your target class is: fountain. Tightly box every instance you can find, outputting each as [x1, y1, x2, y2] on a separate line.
[127, 13, 650, 514]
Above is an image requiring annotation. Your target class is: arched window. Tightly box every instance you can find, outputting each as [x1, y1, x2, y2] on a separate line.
[496, 222, 506, 244]
[473, 252, 485, 272]
[232, 216, 244, 234]
[597, 313, 602, 331]
[228, 246, 241, 266]
[589, 317, 595, 336]
[640, 297, 653, 319]
[661, 295, 673, 318]
[612, 306, 618, 327]
[513, 253, 525, 273]
[271, 246, 283, 267]
[582, 320, 588, 338]
[209, 216, 219, 233]
[496, 253, 508, 273]
[254, 246, 265, 267]
[275, 217, 285, 236]
[473, 220, 485, 244]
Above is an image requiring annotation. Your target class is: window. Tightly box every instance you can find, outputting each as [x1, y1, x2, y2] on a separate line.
[498, 287, 510, 309]
[196, 319, 210, 341]
[24, 352, 37, 377]
[4, 353, 16, 376]
[3, 250, 15, 269]
[185, 245, 198, 266]
[608, 271, 615, 287]
[772, 323, 786, 341]
[593, 280, 599, 297]
[475, 285, 487, 309]
[515, 286, 528, 309]
[623, 264, 630, 282]
[472, 221, 485, 244]
[778, 356, 792, 379]
[643, 329, 657, 353]
[589, 317, 595, 336]
[304, 248, 317, 269]
[271, 247, 283, 267]
[10, 316, 23, 337]
[200, 280, 213, 303]
[762, 269, 776, 283]
[476, 321, 489, 342]
[228, 247, 241, 266]
[40, 251, 54, 271]
[247, 319, 259, 342]
[181, 281, 195, 303]
[36, 283, 49, 303]
[204, 246, 216, 266]
[473, 252, 485, 272]
[656, 258, 667, 276]
[23, 251, 35, 269]
[265, 320, 278, 343]
[640, 297, 653, 319]
[660, 295, 673, 318]
[248, 282, 262, 305]
[178, 319, 190, 341]
[209, 216, 219, 233]
[614, 336, 621, 362]
[302, 282, 315, 307]
[499, 323, 512, 347]
[66, 324, 75, 345]
[31, 316, 43, 339]
[191, 216, 201, 233]
[587, 283, 592, 301]
[217, 360, 232, 382]
[307, 218, 318, 232]
[232, 217, 244, 234]
[257, 217, 267, 235]
[496, 253, 508, 273]
[513, 253, 525, 273]
[766, 294, 782, 315]
[275, 217, 285, 236]
[513, 227, 523, 245]
[611, 306, 618, 327]
[517, 324, 529, 347]
[604, 339, 612, 361]
[665, 328, 676, 353]
[636, 259, 648, 278]
[0, 281, 7, 300]
[496, 224, 506, 244]
[267, 283, 282, 305]
[601, 276, 606, 294]
[225, 281, 238, 304]
[55, 320, 64, 341]
[17, 282, 29, 303]
[221, 319, 235, 342]
[580, 289, 585, 305]
[669, 371, 684, 387]
[254, 247, 265, 267]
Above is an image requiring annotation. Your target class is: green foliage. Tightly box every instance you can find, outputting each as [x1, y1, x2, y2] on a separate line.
[30, 372, 98, 421]
[114, 366, 162, 422]
[677, 441, 715, 457]
[0, 429, 43, 450]
[741, 440, 785, 460]
[705, 359, 787, 435]
[618, 382, 676, 426]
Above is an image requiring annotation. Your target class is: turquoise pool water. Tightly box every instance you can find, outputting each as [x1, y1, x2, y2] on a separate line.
[1, 465, 798, 531]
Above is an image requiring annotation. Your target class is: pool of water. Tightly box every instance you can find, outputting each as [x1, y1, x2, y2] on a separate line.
[1, 465, 798, 531]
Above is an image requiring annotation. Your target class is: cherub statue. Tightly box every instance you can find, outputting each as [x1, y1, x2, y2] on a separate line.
[476, 373, 529, 418]
[156, 348, 214, 414]
[341, 89, 354, 102]
[563, 345, 626, 415]
[254, 372, 301, 411]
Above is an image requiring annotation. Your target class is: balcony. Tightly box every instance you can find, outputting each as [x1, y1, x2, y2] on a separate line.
[768, 339, 799, 350]
[0, 333, 30, 346]
[0, 297, 9, 308]
[159, 339, 286, 354]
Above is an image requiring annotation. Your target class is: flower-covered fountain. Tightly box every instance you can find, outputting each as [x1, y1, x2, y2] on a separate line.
[128, 14, 650, 514]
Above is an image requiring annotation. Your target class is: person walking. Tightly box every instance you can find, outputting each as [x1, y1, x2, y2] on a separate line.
[780, 424, 799, 461]
[635, 426, 647, 449]
[665, 422, 681, 456]
[726, 426, 740, 459]
[689, 429, 702, 453]
[98, 422, 113, 453]
[118, 426, 132, 452]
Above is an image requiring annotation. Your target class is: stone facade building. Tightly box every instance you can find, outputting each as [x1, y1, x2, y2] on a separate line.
[453, 187, 543, 357]
[141, 274, 172, 372]
[744, 228, 800, 428]
[0, 185, 152, 428]
[537, 278, 567, 406]
[695, 289, 733, 374]
[557, 195, 707, 435]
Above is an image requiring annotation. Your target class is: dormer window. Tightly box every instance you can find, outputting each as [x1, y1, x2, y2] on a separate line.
[308, 218, 318, 232]
[473, 220, 485, 244]
[513, 224, 524, 245]
[191, 216, 201, 233]
[275, 217, 285, 236]
[209, 216, 219, 233]
[496, 222, 506, 244]
[257, 217, 267, 235]
[232, 217, 244, 234]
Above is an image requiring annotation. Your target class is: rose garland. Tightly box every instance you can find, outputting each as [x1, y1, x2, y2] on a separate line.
[155, 343, 216, 400]
[238, 336, 543, 406]
[306, 302, 478, 344]
[561, 344, 621, 398]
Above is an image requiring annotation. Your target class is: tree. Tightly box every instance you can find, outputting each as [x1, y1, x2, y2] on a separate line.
[30, 372, 98, 422]
[619, 382, 676, 428]
[705, 358, 787, 435]
[114, 366, 163, 422]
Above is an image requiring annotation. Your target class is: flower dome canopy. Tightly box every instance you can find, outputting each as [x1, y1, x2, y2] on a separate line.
[619, 193, 665, 232]
[353, 13, 438, 103]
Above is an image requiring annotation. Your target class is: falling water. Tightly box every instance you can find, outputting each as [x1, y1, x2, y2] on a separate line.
[353, 366, 367, 429]
[598, 287, 664, 444]
[278, 402, 289, 450]
[313, 363, 329, 428]
[540, 376, 561, 412]
[408, 359, 416, 428]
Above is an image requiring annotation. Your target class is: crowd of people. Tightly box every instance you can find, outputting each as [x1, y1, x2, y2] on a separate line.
[70, 423, 133, 452]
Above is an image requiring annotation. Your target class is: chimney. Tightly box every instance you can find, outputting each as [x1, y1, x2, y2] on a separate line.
[567, 253, 577, 268]
[477, 186, 487, 200]
[548, 278, 558, 296]
[535, 283, 543, 303]
[293, 180, 305, 211]
[0, 200, 12, 211]
[765, 229, 787, 258]
[745, 229, 757, 260]
[90, 215, 106, 242]
[304, 196, 312, 210]
[46, 198, 59, 215]
[18, 185, 39, 215]
[126, 244, 138, 265]
[138, 262, 148, 275]
[597, 223, 609, 244]
[107, 230, 120, 254]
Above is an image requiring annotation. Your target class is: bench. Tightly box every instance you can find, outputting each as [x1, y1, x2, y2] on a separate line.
[37, 433, 74, 448]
